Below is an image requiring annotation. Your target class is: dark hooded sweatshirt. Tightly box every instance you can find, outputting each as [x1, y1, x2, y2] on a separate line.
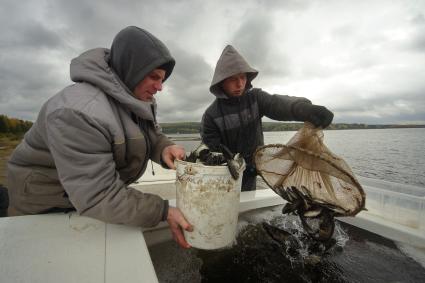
[201, 45, 311, 190]
[7, 26, 175, 226]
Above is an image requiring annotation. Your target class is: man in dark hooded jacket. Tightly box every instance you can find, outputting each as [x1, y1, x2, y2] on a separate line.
[7, 26, 192, 248]
[201, 45, 333, 191]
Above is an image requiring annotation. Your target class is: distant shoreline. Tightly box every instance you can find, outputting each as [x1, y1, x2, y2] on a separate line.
[160, 122, 425, 134]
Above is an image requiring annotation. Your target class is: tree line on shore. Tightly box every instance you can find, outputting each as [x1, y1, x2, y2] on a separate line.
[159, 122, 425, 134]
[0, 115, 32, 135]
[1, 114, 423, 136]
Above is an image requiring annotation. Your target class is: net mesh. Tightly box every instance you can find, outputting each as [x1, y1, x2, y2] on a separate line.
[254, 123, 365, 217]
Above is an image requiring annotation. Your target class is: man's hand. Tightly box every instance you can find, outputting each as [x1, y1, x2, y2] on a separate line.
[167, 207, 193, 249]
[161, 145, 186, 169]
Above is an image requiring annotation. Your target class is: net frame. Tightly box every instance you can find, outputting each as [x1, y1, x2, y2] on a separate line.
[254, 123, 365, 217]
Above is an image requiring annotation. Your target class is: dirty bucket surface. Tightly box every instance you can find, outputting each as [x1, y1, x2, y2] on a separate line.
[175, 160, 244, 249]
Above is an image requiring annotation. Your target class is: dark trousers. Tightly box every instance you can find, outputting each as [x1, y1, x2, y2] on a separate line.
[0, 185, 9, 217]
[241, 166, 257, 191]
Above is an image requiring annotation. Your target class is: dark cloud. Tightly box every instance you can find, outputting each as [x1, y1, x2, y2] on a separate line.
[43, 0, 208, 50]
[408, 14, 425, 52]
[0, 1, 75, 120]
[331, 24, 357, 42]
[256, 0, 311, 11]
[0, 1, 66, 50]
[0, 53, 67, 120]
[324, 83, 425, 124]
[334, 93, 424, 114]
[44, 1, 121, 49]
[410, 32, 425, 51]
[231, 14, 291, 78]
[335, 112, 425, 125]
[411, 13, 425, 25]
[0, 22, 64, 49]
[156, 44, 214, 122]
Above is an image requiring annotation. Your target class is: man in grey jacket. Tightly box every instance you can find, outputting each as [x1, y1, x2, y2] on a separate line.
[201, 45, 334, 191]
[7, 26, 192, 248]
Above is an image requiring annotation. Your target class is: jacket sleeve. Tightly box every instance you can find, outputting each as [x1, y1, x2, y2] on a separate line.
[255, 88, 312, 121]
[46, 108, 167, 227]
[200, 111, 222, 150]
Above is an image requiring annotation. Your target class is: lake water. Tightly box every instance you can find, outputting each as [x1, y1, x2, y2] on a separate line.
[170, 128, 425, 188]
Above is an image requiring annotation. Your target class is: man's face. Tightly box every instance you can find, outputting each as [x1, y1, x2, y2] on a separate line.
[133, 69, 166, 102]
[221, 73, 247, 97]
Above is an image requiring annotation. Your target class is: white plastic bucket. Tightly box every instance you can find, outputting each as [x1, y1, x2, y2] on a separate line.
[175, 159, 245, 249]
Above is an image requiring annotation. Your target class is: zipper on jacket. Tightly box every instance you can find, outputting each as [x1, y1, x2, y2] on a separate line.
[139, 118, 152, 176]
[218, 100, 231, 147]
[151, 159, 155, 176]
[149, 104, 156, 176]
[127, 113, 152, 184]
[236, 97, 244, 154]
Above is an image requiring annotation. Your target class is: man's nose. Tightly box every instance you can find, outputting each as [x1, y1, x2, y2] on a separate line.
[155, 81, 163, 91]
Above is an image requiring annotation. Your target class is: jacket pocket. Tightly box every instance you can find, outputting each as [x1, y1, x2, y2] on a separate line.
[114, 136, 147, 183]
[23, 170, 69, 206]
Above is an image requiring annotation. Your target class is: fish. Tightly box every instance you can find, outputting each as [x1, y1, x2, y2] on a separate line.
[262, 221, 336, 261]
[278, 186, 336, 241]
[262, 222, 301, 258]
[186, 143, 244, 180]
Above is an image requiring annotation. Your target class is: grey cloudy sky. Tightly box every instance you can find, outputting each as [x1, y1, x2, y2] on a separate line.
[1, 0, 424, 124]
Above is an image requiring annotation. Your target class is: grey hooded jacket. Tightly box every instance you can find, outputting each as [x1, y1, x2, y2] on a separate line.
[201, 45, 311, 170]
[7, 27, 174, 227]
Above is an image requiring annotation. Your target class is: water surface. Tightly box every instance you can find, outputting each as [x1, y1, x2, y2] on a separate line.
[170, 128, 425, 187]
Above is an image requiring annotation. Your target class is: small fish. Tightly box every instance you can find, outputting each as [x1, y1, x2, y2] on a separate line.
[274, 186, 336, 241]
[262, 222, 293, 243]
[186, 143, 244, 180]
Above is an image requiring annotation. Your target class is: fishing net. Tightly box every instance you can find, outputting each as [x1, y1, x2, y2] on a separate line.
[254, 123, 365, 217]
[254, 123, 365, 241]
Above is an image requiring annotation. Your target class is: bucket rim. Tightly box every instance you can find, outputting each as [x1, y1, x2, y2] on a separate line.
[175, 158, 230, 169]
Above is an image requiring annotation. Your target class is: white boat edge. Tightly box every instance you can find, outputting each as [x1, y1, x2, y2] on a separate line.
[1, 161, 424, 282]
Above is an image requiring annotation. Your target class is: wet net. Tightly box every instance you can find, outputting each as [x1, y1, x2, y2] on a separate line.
[254, 123, 366, 241]
[254, 122, 365, 218]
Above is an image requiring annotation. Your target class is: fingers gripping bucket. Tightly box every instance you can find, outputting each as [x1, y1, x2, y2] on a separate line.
[175, 159, 245, 249]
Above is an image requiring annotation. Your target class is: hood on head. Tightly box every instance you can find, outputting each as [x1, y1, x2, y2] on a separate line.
[210, 45, 258, 98]
[70, 48, 157, 121]
[109, 26, 175, 91]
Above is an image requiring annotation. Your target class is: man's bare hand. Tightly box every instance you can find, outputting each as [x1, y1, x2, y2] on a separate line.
[167, 207, 193, 249]
[162, 145, 185, 169]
